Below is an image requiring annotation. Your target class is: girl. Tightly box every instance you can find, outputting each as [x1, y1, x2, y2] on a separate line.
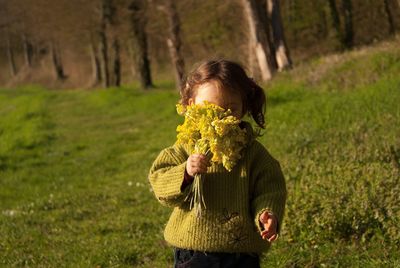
[148, 59, 287, 267]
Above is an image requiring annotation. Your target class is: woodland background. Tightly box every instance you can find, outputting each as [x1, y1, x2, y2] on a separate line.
[1, 0, 400, 89]
[1, 1, 400, 267]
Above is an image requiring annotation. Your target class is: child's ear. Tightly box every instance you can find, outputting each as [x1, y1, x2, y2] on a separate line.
[188, 98, 194, 105]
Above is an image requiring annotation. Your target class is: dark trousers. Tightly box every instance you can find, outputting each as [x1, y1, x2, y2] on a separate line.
[173, 247, 261, 268]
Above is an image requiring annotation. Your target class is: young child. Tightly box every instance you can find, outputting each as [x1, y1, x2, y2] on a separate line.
[148, 59, 287, 267]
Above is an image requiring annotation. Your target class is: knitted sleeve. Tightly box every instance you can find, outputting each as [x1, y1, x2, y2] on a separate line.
[250, 142, 287, 234]
[148, 144, 191, 208]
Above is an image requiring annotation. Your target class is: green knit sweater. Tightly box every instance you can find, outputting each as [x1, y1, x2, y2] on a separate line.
[148, 121, 287, 254]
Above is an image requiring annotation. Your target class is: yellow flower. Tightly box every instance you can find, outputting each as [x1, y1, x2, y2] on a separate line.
[175, 101, 248, 217]
[176, 101, 247, 170]
[176, 103, 186, 115]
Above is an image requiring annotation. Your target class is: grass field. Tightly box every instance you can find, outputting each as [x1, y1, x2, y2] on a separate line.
[1, 41, 400, 267]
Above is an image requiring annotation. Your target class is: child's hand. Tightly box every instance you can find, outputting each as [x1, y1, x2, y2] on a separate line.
[259, 211, 278, 242]
[186, 154, 210, 177]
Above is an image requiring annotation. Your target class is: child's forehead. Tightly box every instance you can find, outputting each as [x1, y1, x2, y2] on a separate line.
[193, 83, 242, 107]
[195, 80, 240, 98]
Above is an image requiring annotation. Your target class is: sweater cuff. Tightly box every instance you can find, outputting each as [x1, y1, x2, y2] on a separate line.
[181, 168, 194, 191]
[154, 162, 192, 202]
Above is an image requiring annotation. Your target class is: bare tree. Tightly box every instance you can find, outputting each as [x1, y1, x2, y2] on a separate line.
[241, 0, 276, 81]
[327, 0, 342, 46]
[383, 0, 396, 34]
[22, 32, 33, 67]
[90, 33, 102, 85]
[4, 28, 17, 77]
[129, 0, 153, 89]
[50, 39, 67, 80]
[112, 38, 121, 87]
[247, 40, 259, 79]
[267, 0, 292, 71]
[157, 0, 185, 89]
[99, 30, 110, 87]
[98, 0, 115, 88]
[341, 0, 353, 48]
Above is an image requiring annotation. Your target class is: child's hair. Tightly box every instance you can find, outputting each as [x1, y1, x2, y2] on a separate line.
[179, 59, 267, 129]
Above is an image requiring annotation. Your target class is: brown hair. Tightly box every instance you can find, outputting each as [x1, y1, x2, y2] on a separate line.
[179, 59, 267, 129]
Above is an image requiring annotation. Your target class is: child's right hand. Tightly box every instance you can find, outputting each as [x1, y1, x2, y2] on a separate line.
[186, 154, 210, 177]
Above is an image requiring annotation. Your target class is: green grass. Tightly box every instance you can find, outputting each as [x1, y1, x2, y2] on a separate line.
[1, 44, 399, 267]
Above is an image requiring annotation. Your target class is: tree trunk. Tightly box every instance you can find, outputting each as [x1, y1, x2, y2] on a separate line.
[257, 0, 277, 68]
[241, 0, 276, 81]
[22, 33, 33, 67]
[164, 0, 185, 90]
[127, 43, 137, 78]
[129, 0, 153, 90]
[98, 0, 114, 88]
[327, 0, 342, 46]
[112, 38, 121, 87]
[341, 0, 354, 48]
[99, 30, 110, 87]
[90, 34, 102, 85]
[267, 0, 292, 71]
[50, 40, 66, 81]
[383, 0, 396, 34]
[248, 43, 260, 80]
[6, 29, 17, 77]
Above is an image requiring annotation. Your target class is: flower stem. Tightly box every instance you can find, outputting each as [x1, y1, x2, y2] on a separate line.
[187, 173, 206, 218]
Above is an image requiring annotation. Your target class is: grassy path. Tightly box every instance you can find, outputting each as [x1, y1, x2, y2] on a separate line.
[0, 87, 182, 267]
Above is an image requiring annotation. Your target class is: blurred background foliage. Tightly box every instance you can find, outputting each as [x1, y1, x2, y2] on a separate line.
[0, 0, 399, 89]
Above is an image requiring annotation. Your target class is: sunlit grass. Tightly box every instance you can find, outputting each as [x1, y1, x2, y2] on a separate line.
[1, 45, 399, 267]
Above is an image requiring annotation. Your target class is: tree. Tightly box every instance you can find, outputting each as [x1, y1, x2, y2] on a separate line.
[50, 39, 67, 80]
[128, 0, 153, 89]
[164, 0, 185, 89]
[241, 0, 276, 81]
[90, 33, 102, 85]
[327, 0, 342, 46]
[98, 0, 115, 88]
[327, 0, 353, 49]
[112, 38, 121, 87]
[267, 0, 292, 70]
[383, 0, 396, 34]
[0, 2, 18, 78]
[22, 32, 34, 67]
[341, 0, 353, 49]
[154, 0, 185, 89]
[5, 27, 17, 77]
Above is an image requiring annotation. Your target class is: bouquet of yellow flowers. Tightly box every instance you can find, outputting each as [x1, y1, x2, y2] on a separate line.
[176, 101, 248, 217]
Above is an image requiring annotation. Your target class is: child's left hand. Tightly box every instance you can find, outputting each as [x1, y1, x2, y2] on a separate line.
[259, 211, 278, 242]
